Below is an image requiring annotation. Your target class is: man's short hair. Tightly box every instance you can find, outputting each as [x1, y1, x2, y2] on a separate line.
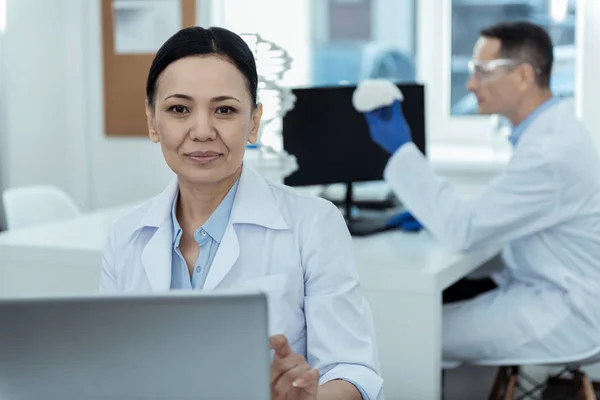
[480, 21, 554, 88]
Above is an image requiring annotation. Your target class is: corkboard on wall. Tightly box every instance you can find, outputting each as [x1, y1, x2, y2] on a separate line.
[101, 0, 196, 137]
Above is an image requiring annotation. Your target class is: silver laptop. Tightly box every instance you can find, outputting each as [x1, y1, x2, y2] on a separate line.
[0, 291, 270, 400]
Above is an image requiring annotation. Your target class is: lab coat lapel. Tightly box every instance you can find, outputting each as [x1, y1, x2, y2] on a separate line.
[139, 178, 178, 292]
[141, 224, 173, 291]
[202, 224, 240, 290]
[202, 166, 289, 290]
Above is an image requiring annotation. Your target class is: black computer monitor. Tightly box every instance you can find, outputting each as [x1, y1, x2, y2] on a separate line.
[282, 83, 426, 236]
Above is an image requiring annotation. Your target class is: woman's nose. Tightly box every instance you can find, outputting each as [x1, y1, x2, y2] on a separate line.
[189, 113, 217, 141]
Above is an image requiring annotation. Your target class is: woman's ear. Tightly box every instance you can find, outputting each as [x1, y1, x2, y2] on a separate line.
[145, 101, 160, 143]
[248, 102, 263, 145]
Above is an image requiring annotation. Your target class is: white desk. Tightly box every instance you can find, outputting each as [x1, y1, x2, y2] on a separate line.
[0, 205, 498, 399]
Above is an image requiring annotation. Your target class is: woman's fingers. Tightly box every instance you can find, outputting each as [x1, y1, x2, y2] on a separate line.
[272, 363, 313, 398]
[269, 334, 319, 399]
[269, 334, 292, 359]
[292, 368, 319, 388]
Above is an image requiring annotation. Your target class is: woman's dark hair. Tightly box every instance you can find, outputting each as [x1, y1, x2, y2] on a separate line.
[146, 26, 258, 108]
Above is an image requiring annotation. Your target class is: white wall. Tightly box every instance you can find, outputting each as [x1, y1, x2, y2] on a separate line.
[4, 0, 76, 200]
[3, 0, 175, 211]
[0, 0, 7, 230]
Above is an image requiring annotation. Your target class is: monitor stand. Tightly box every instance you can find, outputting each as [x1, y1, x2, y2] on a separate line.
[320, 184, 401, 210]
[342, 182, 403, 237]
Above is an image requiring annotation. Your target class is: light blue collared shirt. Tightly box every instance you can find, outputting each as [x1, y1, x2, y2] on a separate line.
[508, 96, 562, 146]
[170, 180, 239, 289]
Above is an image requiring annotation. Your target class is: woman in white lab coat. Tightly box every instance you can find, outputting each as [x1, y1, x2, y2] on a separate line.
[359, 21, 600, 363]
[100, 26, 382, 400]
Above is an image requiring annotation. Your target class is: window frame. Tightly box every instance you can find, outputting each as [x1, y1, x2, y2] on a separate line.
[0, 0, 5, 33]
[417, 0, 498, 148]
[575, 0, 600, 151]
[0, 0, 8, 230]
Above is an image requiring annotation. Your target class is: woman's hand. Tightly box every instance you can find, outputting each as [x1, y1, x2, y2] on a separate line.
[270, 334, 319, 400]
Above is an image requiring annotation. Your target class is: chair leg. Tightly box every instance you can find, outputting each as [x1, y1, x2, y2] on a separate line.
[577, 372, 597, 400]
[504, 372, 518, 400]
[441, 369, 446, 400]
[489, 367, 510, 400]
[488, 366, 519, 400]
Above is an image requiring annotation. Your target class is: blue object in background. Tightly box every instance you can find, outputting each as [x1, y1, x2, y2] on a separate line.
[386, 210, 423, 232]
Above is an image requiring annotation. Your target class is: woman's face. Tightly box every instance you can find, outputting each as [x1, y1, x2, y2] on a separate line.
[146, 55, 262, 186]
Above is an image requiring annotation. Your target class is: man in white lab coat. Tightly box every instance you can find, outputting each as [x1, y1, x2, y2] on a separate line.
[361, 21, 600, 362]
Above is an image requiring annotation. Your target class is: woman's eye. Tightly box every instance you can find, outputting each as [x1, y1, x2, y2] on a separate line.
[169, 105, 189, 114]
[216, 106, 235, 115]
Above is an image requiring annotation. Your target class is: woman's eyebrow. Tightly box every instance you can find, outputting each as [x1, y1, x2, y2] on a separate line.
[163, 94, 242, 104]
[164, 93, 194, 101]
[211, 95, 242, 104]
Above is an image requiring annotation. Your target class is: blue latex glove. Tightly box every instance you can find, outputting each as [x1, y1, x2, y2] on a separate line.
[385, 210, 423, 232]
[363, 99, 412, 154]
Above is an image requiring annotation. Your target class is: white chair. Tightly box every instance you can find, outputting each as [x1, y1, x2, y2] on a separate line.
[443, 345, 600, 399]
[2, 185, 81, 230]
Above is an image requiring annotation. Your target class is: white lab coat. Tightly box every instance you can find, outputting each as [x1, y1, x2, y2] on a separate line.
[385, 99, 600, 362]
[100, 166, 383, 398]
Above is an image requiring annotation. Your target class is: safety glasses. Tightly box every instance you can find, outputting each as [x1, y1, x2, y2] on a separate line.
[467, 58, 522, 83]
[468, 59, 543, 83]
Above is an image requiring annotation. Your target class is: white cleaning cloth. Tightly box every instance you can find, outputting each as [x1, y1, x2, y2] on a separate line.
[352, 79, 404, 113]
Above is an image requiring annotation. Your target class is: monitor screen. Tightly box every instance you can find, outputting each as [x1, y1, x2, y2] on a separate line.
[282, 83, 426, 187]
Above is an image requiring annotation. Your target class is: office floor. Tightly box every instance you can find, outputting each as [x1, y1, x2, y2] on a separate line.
[444, 365, 600, 399]
[444, 365, 497, 400]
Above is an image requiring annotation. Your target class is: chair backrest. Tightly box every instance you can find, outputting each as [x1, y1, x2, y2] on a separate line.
[2, 185, 81, 230]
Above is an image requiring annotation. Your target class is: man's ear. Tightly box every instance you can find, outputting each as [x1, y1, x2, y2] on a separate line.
[518, 64, 537, 91]
[145, 101, 160, 143]
[248, 102, 263, 145]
